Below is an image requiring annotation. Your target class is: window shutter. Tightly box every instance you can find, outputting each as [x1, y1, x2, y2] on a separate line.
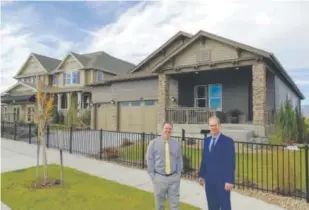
[63, 74, 65, 85]
[77, 72, 80, 84]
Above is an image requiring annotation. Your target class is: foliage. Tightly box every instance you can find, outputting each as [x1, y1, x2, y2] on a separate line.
[103, 147, 120, 159]
[32, 77, 57, 183]
[80, 109, 91, 126]
[1, 164, 199, 210]
[121, 139, 134, 147]
[270, 99, 308, 145]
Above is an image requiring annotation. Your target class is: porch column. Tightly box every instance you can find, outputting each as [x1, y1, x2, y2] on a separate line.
[77, 92, 82, 109]
[158, 73, 169, 129]
[57, 93, 62, 111]
[252, 62, 267, 125]
[66, 93, 71, 109]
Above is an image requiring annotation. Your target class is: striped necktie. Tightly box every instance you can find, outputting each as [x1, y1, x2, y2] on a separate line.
[165, 141, 171, 174]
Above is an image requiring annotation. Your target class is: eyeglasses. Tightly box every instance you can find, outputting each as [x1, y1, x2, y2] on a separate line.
[209, 124, 218, 127]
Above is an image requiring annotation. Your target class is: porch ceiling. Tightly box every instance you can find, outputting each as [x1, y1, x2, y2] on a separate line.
[1, 94, 35, 103]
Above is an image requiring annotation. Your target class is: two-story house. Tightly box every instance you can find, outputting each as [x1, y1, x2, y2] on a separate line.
[1, 51, 135, 123]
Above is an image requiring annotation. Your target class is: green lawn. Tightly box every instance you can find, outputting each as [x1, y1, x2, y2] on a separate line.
[1, 164, 199, 210]
[120, 142, 307, 193]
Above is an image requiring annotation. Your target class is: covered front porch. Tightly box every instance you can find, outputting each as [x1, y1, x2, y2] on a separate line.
[158, 63, 276, 138]
[165, 65, 276, 125]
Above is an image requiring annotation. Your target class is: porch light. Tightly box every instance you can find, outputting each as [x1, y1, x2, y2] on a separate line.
[110, 100, 115, 105]
[171, 97, 176, 102]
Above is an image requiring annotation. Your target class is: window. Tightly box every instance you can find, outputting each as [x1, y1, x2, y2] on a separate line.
[131, 101, 141, 106]
[97, 71, 104, 81]
[27, 107, 34, 122]
[52, 75, 56, 85]
[65, 71, 79, 85]
[144, 100, 156, 106]
[13, 107, 20, 121]
[72, 72, 78, 84]
[194, 85, 207, 107]
[208, 84, 222, 110]
[119, 101, 130, 106]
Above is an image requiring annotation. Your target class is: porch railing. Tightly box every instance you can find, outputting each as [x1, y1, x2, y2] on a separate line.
[166, 107, 276, 125]
[166, 107, 216, 124]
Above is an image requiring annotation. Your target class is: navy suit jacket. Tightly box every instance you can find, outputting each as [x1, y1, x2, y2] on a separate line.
[198, 133, 235, 185]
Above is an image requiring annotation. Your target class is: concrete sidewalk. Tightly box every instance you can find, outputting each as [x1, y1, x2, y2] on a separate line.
[1, 139, 285, 210]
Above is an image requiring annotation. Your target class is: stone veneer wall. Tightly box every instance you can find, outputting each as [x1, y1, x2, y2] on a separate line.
[252, 62, 267, 125]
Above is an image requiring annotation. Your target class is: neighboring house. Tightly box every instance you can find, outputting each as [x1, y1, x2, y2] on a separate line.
[88, 30, 305, 139]
[1, 51, 135, 124]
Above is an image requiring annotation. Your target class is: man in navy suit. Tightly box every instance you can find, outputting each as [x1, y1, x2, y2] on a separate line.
[198, 116, 235, 210]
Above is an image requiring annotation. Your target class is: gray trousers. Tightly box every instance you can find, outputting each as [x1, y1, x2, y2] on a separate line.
[153, 173, 181, 210]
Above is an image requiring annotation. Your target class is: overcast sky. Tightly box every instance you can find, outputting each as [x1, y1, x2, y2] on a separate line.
[1, 1, 309, 104]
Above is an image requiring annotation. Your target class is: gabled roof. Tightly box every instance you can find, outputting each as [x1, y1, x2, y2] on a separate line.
[151, 30, 271, 72]
[53, 51, 135, 75]
[32, 53, 61, 72]
[1, 81, 37, 94]
[14, 53, 61, 77]
[150, 30, 304, 100]
[129, 31, 192, 73]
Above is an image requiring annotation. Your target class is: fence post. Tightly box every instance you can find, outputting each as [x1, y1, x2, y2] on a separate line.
[181, 129, 185, 141]
[1, 121, 4, 137]
[305, 145, 309, 203]
[28, 124, 31, 144]
[99, 129, 103, 160]
[46, 125, 50, 148]
[69, 126, 73, 154]
[141, 132, 145, 169]
[14, 122, 17, 140]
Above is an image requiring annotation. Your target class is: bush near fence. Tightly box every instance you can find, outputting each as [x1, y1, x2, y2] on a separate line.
[1, 121, 309, 203]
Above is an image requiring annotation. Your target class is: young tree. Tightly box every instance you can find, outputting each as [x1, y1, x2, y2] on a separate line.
[33, 76, 55, 184]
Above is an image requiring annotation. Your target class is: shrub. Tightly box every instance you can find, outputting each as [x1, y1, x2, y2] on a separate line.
[102, 147, 119, 159]
[271, 99, 308, 145]
[186, 138, 196, 145]
[182, 155, 192, 173]
[121, 139, 134, 147]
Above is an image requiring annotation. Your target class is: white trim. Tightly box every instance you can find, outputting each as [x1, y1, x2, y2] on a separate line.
[54, 53, 84, 72]
[208, 83, 222, 111]
[194, 85, 207, 107]
[129, 31, 192, 73]
[14, 53, 49, 77]
[1, 81, 36, 95]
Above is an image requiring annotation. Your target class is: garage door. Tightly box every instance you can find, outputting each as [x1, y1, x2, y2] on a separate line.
[96, 103, 114, 130]
[119, 100, 157, 133]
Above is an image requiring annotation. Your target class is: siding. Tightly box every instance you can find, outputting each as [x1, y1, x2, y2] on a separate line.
[275, 75, 299, 110]
[177, 67, 251, 116]
[136, 36, 191, 72]
[19, 56, 46, 75]
[92, 78, 158, 103]
[161, 39, 256, 70]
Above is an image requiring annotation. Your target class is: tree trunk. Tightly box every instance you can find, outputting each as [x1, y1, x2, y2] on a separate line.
[36, 127, 41, 187]
[41, 133, 48, 183]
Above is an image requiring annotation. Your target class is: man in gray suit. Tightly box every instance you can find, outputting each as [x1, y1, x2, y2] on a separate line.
[146, 122, 183, 210]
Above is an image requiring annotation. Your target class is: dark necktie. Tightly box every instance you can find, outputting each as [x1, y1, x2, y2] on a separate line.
[210, 138, 216, 152]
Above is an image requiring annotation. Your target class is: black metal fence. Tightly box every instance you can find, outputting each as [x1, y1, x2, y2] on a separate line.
[1, 121, 309, 203]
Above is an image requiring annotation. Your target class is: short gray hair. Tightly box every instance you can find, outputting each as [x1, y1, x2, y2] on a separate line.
[208, 116, 220, 124]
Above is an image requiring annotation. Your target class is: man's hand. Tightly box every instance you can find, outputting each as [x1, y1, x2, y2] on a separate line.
[224, 183, 233, 191]
[198, 178, 204, 186]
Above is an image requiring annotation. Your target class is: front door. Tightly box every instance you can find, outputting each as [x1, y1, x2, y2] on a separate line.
[13, 107, 20, 122]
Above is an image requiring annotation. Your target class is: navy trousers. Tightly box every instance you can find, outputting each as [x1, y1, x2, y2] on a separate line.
[205, 182, 231, 210]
